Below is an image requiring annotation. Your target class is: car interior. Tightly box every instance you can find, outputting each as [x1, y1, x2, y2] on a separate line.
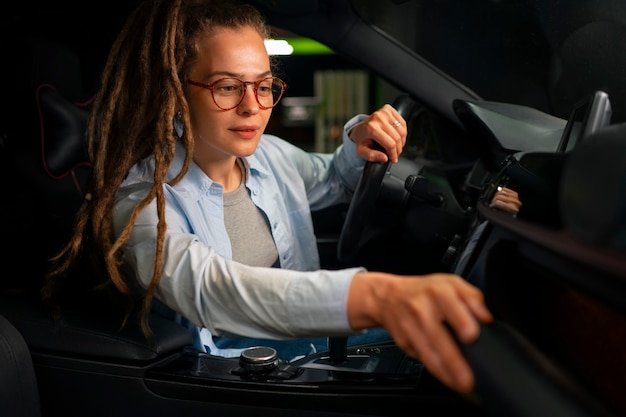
[1, 1, 625, 416]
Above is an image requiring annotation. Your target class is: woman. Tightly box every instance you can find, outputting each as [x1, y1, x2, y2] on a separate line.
[46, 0, 493, 394]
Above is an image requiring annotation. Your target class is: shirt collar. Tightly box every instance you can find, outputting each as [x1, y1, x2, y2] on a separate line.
[169, 140, 272, 199]
[243, 152, 271, 178]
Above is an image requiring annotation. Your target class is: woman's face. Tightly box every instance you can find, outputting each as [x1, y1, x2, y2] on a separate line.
[185, 26, 273, 163]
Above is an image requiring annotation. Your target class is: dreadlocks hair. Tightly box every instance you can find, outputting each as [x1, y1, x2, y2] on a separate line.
[44, 0, 273, 339]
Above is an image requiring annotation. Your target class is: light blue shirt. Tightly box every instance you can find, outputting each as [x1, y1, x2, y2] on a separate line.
[112, 115, 368, 355]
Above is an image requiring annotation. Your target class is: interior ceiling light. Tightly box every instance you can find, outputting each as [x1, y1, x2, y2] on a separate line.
[265, 39, 294, 55]
[265, 38, 334, 56]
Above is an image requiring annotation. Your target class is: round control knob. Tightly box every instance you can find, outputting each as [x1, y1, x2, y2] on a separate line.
[239, 346, 279, 372]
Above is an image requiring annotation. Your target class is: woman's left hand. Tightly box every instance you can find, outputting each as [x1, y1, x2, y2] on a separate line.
[348, 104, 407, 163]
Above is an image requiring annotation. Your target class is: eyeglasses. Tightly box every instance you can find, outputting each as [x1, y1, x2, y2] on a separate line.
[186, 77, 287, 111]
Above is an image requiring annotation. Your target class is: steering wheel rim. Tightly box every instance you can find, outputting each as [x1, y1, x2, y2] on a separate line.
[337, 94, 417, 264]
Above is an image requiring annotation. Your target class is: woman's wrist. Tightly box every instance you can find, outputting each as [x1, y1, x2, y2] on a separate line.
[347, 271, 392, 330]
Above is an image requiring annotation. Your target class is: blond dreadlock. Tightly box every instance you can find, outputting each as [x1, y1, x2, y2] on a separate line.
[44, 0, 273, 338]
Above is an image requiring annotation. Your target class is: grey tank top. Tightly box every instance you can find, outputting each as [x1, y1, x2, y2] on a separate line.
[223, 163, 280, 268]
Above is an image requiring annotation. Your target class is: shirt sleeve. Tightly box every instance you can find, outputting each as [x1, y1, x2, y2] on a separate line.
[113, 182, 366, 340]
[257, 114, 368, 211]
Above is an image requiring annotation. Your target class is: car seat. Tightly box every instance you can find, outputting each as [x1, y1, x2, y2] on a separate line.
[0, 314, 40, 417]
[0, 35, 191, 366]
[0, 36, 91, 294]
[536, 0, 626, 122]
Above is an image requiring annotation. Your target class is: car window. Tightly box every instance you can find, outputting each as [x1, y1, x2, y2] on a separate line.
[352, 0, 626, 123]
[352, 0, 552, 111]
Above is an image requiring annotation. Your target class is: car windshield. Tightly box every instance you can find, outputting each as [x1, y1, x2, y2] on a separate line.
[352, 0, 626, 123]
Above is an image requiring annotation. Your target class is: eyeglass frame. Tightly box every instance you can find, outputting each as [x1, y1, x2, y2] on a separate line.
[186, 76, 287, 111]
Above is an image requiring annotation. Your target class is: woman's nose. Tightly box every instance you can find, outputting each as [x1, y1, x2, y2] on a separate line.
[237, 85, 260, 114]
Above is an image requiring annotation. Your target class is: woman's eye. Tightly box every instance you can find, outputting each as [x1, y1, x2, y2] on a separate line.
[215, 82, 241, 94]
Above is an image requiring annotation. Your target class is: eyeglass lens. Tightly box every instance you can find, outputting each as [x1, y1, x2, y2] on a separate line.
[212, 78, 284, 110]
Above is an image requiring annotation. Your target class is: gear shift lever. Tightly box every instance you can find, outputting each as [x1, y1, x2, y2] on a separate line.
[328, 336, 348, 363]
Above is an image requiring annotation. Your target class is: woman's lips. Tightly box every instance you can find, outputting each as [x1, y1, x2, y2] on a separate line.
[230, 126, 259, 139]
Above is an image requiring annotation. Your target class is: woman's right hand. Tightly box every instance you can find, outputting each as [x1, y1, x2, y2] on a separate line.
[347, 271, 493, 394]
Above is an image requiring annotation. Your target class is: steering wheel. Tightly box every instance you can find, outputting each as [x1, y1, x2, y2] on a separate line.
[337, 94, 418, 264]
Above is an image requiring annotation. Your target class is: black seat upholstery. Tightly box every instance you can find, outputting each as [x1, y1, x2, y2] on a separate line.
[0, 38, 92, 293]
[0, 314, 40, 417]
[560, 122, 626, 251]
[536, 0, 626, 122]
[0, 38, 192, 363]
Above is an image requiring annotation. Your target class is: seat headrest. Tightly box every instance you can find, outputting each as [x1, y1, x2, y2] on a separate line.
[560, 122, 626, 250]
[0, 36, 85, 145]
[36, 84, 92, 178]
